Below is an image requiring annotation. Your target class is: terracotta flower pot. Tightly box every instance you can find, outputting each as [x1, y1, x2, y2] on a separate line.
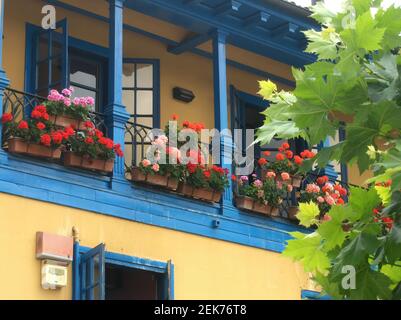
[130, 167, 179, 191]
[63, 152, 114, 173]
[287, 206, 299, 221]
[178, 183, 222, 203]
[8, 137, 61, 159]
[131, 166, 147, 182]
[49, 114, 86, 130]
[235, 195, 280, 217]
[328, 110, 354, 124]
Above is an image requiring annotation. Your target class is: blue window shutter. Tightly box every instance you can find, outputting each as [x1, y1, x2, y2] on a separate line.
[30, 18, 69, 96]
[165, 260, 174, 300]
[79, 243, 105, 300]
[57, 18, 69, 89]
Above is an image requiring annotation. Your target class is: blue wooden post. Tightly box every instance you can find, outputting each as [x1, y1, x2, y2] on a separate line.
[105, 0, 129, 190]
[212, 29, 233, 212]
[0, 0, 9, 164]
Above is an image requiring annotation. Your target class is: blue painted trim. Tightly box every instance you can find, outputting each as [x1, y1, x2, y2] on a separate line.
[236, 90, 268, 110]
[78, 245, 173, 300]
[168, 33, 211, 55]
[124, 0, 316, 66]
[301, 290, 331, 300]
[72, 241, 80, 300]
[0, 153, 308, 254]
[43, 0, 295, 87]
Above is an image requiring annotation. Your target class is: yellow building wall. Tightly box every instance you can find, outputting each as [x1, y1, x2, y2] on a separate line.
[2, 0, 293, 133]
[0, 193, 311, 300]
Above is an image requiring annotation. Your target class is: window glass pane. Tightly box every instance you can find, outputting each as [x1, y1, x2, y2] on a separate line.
[136, 117, 153, 128]
[37, 60, 49, 91]
[123, 64, 135, 88]
[70, 58, 97, 88]
[38, 34, 49, 61]
[51, 32, 63, 58]
[51, 57, 63, 85]
[136, 90, 153, 115]
[137, 64, 153, 88]
[122, 89, 135, 115]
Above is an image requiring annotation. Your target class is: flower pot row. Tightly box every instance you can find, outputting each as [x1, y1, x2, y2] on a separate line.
[8, 138, 114, 173]
[131, 167, 222, 203]
[235, 195, 280, 217]
[49, 114, 87, 131]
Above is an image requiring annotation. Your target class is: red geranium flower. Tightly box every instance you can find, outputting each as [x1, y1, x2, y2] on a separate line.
[263, 151, 271, 157]
[317, 176, 329, 185]
[294, 155, 303, 165]
[203, 170, 211, 179]
[18, 120, 28, 129]
[276, 153, 285, 161]
[1, 113, 13, 124]
[187, 163, 197, 174]
[337, 198, 345, 205]
[36, 122, 46, 130]
[382, 217, 394, 229]
[171, 114, 178, 120]
[285, 150, 293, 159]
[258, 158, 268, 166]
[51, 131, 63, 145]
[282, 142, 290, 150]
[85, 137, 94, 144]
[40, 134, 51, 147]
[84, 121, 95, 129]
[183, 120, 190, 128]
[231, 175, 237, 181]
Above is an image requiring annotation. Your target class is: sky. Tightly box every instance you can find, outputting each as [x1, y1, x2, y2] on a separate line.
[291, 0, 401, 10]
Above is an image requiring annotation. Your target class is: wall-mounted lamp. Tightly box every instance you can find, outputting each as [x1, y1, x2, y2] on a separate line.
[173, 87, 195, 103]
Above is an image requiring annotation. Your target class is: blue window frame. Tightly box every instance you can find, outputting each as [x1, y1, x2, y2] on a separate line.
[123, 58, 160, 167]
[73, 243, 174, 300]
[122, 58, 160, 128]
[25, 21, 108, 112]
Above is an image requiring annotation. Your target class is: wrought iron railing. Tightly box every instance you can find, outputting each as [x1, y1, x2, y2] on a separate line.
[124, 119, 153, 170]
[1, 88, 107, 148]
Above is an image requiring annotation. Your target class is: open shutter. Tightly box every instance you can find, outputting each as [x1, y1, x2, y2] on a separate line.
[32, 18, 69, 96]
[162, 260, 175, 300]
[230, 85, 246, 153]
[79, 243, 105, 300]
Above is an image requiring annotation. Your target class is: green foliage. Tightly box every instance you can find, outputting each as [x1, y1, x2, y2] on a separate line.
[296, 202, 320, 228]
[267, 1, 401, 298]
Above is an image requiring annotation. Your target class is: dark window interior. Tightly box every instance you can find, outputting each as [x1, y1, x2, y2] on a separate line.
[105, 264, 164, 300]
[69, 48, 107, 112]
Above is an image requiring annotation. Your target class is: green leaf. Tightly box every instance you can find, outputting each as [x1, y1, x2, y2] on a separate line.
[348, 264, 393, 300]
[304, 28, 340, 60]
[297, 201, 320, 227]
[375, 185, 391, 206]
[318, 205, 352, 251]
[376, 5, 401, 50]
[255, 120, 304, 145]
[381, 263, 401, 288]
[283, 232, 330, 274]
[348, 186, 381, 222]
[257, 80, 277, 100]
[384, 221, 401, 264]
[310, 1, 337, 25]
[334, 233, 382, 271]
[340, 11, 385, 52]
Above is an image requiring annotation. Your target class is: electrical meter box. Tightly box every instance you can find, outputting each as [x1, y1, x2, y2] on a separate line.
[41, 262, 68, 289]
